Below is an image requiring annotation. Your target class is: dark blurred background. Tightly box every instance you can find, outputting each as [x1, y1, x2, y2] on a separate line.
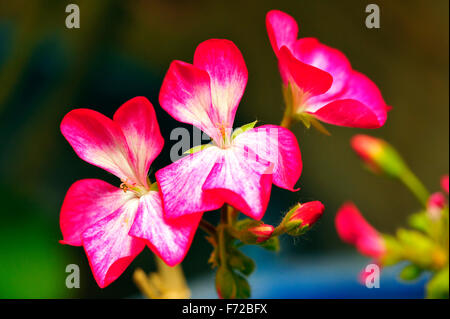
[0, 0, 448, 298]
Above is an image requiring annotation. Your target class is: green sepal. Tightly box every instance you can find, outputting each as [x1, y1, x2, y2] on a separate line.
[149, 182, 159, 192]
[259, 236, 280, 252]
[231, 120, 258, 140]
[184, 144, 212, 155]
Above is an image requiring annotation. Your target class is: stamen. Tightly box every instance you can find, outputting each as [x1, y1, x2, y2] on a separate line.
[120, 178, 138, 194]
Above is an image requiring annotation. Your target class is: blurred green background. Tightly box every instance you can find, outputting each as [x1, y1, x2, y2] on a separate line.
[0, 0, 448, 298]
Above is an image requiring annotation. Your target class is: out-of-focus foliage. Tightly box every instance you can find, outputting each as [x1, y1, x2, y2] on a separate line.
[0, 0, 448, 297]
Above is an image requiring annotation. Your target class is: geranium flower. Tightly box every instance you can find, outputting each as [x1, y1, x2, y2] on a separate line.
[266, 10, 390, 128]
[60, 97, 202, 288]
[156, 39, 302, 220]
[335, 202, 385, 258]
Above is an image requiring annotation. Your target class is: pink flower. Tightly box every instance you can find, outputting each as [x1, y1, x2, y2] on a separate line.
[60, 97, 202, 288]
[156, 39, 302, 220]
[266, 10, 390, 128]
[335, 202, 385, 258]
[441, 175, 449, 194]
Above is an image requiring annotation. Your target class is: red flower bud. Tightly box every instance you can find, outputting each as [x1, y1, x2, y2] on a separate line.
[441, 175, 449, 194]
[284, 201, 325, 236]
[427, 192, 446, 219]
[246, 224, 274, 243]
[335, 202, 386, 259]
[351, 134, 406, 177]
[289, 201, 325, 227]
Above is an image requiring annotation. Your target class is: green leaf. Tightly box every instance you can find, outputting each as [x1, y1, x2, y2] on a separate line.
[231, 120, 258, 140]
[399, 264, 424, 281]
[183, 144, 212, 155]
[426, 267, 449, 299]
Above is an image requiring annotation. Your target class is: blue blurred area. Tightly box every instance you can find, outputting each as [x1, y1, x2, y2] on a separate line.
[189, 248, 428, 299]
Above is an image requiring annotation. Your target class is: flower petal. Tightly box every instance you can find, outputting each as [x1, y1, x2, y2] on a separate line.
[60, 179, 134, 246]
[159, 60, 222, 144]
[335, 202, 385, 258]
[129, 191, 202, 266]
[202, 147, 273, 220]
[233, 125, 302, 191]
[193, 39, 248, 131]
[113, 97, 164, 188]
[266, 10, 298, 55]
[311, 71, 389, 128]
[279, 45, 333, 95]
[61, 108, 137, 183]
[293, 38, 352, 107]
[155, 146, 223, 219]
[82, 198, 144, 288]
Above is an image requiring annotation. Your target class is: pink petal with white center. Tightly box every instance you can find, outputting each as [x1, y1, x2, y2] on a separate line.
[233, 125, 302, 191]
[279, 46, 333, 95]
[266, 10, 298, 55]
[129, 191, 202, 266]
[311, 71, 389, 128]
[202, 147, 273, 220]
[159, 60, 223, 144]
[335, 202, 385, 258]
[155, 146, 223, 219]
[193, 39, 248, 131]
[61, 108, 138, 183]
[293, 38, 352, 106]
[60, 179, 134, 246]
[82, 198, 144, 288]
[113, 97, 164, 188]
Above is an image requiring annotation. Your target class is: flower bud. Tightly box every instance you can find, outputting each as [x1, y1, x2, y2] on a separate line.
[284, 201, 324, 236]
[215, 266, 251, 299]
[335, 202, 386, 259]
[441, 175, 449, 194]
[245, 224, 274, 243]
[427, 192, 446, 220]
[351, 134, 407, 177]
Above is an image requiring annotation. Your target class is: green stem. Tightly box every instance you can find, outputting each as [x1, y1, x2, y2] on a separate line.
[399, 170, 430, 207]
[280, 107, 293, 129]
[218, 205, 230, 266]
[199, 219, 217, 237]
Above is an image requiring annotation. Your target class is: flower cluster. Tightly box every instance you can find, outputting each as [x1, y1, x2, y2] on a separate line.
[336, 135, 448, 298]
[60, 10, 391, 297]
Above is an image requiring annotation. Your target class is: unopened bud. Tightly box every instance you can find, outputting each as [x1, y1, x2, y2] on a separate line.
[351, 134, 407, 177]
[427, 192, 446, 220]
[285, 201, 324, 235]
[441, 175, 449, 194]
[245, 224, 274, 243]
